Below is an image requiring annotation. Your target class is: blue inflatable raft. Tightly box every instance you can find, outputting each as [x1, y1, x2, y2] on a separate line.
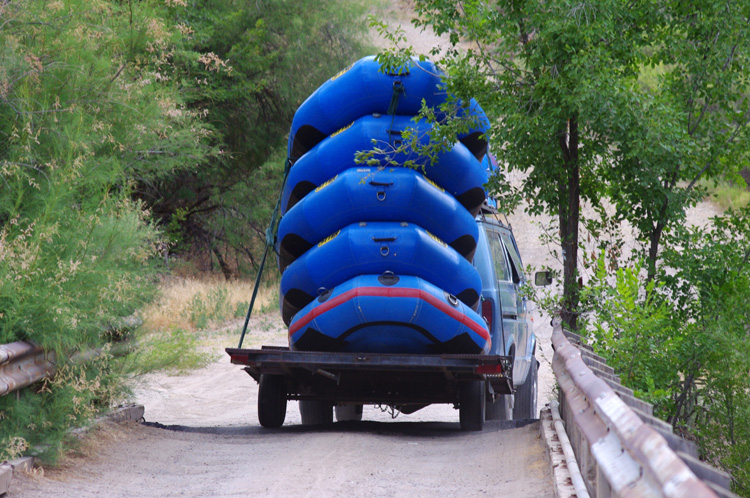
[281, 114, 488, 216]
[279, 222, 482, 325]
[287, 56, 489, 162]
[277, 167, 478, 270]
[289, 274, 490, 355]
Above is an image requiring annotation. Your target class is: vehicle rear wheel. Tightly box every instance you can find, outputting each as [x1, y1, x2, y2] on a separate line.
[459, 380, 485, 431]
[299, 400, 333, 425]
[514, 356, 538, 420]
[335, 404, 363, 422]
[485, 393, 512, 421]
[258, 374, 287, 428]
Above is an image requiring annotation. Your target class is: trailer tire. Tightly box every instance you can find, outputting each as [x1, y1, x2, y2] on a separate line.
[459, 380, 485, 431]
[299, 400, 333, 426]
[258, 374, 287, 428]
[485, 394, 512, 421]
[335, 404, 363, 422]
[514, 356, 538, 420]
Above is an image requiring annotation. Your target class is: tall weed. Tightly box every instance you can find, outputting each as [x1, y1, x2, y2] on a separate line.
[124, 327, 215, 375]
[141, 276, 278, 333]
[0, 0, 212, 462]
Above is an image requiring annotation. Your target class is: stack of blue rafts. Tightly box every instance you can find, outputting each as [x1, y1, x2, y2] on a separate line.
[277, 56, 492, 355]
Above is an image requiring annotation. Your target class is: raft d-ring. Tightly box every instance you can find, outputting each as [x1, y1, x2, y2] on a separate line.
[447, 294, 459, 306]
[380, 246, 389, 256]
[377, 191, 386, 201]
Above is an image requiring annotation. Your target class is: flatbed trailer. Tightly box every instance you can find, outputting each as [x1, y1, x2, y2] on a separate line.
[226, 346, 513, 431]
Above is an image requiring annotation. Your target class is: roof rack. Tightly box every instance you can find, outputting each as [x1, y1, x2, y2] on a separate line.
[478, 200, 512, 229]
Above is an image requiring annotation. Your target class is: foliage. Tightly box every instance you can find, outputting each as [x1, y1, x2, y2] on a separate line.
[124, 327, 215, 376]
[375, 0, 750, 331]
[0, 0, 213, 462]
[605, 0, 750, 278]
[137, 0, 372, 277]
[579, 258, 675, 407]
[582, 207, 750, 495]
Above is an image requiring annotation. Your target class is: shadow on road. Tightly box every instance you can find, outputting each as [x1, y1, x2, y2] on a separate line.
[141, 418, 539, 439]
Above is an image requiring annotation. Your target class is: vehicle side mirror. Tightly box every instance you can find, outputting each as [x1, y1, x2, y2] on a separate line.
[534, 271, 553, 287]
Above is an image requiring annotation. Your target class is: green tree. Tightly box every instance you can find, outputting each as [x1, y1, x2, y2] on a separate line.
[607, 2, 750, 281]
[137, 0, 371, 277]
[378, 0, 749, 331]
[385, 0, 655, 330]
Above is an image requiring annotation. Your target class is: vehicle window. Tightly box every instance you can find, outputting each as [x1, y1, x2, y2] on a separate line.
[500, 232, 524, 284]
[488, 232, 511, 282]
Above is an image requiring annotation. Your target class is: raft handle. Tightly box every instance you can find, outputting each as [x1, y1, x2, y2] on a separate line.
[372, 237, 397, 243]
[446, 293, 460, 307]
[378, 271, 400, 286]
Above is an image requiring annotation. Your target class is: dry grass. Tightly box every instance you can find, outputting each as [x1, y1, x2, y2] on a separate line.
[695, 178, 750, 211]
[141, 275, 278, 333]
[124, 276, 280, 375]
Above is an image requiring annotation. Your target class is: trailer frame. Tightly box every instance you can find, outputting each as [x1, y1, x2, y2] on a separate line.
[226, 346, 513, 430]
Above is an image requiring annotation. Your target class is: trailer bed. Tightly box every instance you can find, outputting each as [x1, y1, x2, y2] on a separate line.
[227, 346, 512, 405]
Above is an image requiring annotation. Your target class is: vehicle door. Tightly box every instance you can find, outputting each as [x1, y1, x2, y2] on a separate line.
[485, 229, 519, 355]
[499, 229, 531, 381]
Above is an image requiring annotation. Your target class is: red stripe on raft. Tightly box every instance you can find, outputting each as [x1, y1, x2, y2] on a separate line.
[288, 286, 490, 345]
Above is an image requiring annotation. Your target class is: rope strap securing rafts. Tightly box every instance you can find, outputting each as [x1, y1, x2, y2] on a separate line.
[237, 158, 292, 349]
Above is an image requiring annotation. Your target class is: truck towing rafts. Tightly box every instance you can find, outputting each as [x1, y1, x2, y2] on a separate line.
[227, 56, 537, 431]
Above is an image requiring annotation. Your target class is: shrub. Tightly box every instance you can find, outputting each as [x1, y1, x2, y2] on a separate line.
[0, 0, 212, 462]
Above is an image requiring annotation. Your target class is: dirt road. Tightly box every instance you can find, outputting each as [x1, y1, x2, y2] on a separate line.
[12, 417, 551, 498]
[11, 316, 554, 497]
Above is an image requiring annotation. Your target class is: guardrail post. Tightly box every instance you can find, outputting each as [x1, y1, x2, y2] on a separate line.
[596, 466, 611, 498]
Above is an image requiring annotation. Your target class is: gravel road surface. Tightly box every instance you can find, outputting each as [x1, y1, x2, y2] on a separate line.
[11, 314, 554, 497]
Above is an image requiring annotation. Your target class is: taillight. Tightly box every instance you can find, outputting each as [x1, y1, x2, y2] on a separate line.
[481, 299, 493, 331]
[229, 353, 251, 364]
[476, 363, 503, 375]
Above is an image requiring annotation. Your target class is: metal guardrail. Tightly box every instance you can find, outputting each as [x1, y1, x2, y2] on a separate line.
[0, 341, 56, 397]
[0, 318, 142, 398]
[551, 321, 736, 498]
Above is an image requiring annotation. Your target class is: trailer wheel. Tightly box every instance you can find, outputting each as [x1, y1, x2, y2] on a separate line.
[258, 374, 287, 428]
[485, 394, 512, 421]
[514, 356, 538, 420]
[335, 404, 363, 422]
[299, 400, 333, 426]
[459, 380, 485, 431]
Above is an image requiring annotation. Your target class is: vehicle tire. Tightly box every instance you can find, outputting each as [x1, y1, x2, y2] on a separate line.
[258, 374, 287, 428]
[514, 356, 538, 420]
[335, 404, 363, 422]
[485, 394, 513, 421]
[459, 380, 485, 431]
[299, 400, 333, 426]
